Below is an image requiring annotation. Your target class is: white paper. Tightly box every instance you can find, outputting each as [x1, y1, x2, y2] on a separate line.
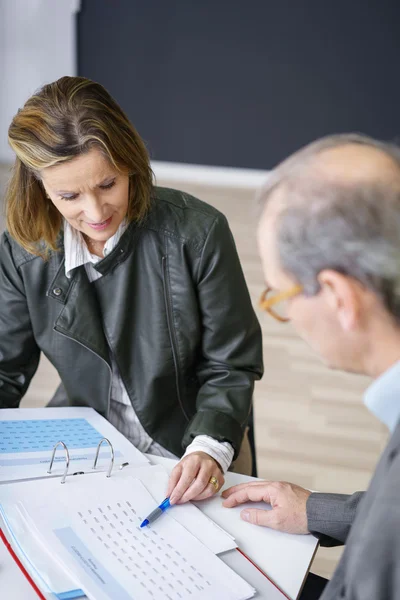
[0, 475, 255, 600]
[0, 407, 149, 483]
[114, 464, 237, 554]
[148, 460, 319, 600]
[194, 484, 317, 600]
[221, 550, 288, 600]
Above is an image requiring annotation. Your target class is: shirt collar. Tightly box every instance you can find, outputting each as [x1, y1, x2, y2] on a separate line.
[64, 219, 128, 279]
[364, 360, 400, 433]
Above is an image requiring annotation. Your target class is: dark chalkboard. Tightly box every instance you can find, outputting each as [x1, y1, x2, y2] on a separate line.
[78, 0, 400, 169]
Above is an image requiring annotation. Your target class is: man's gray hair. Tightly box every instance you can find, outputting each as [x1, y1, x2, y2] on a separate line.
[259, 133, 400, 321]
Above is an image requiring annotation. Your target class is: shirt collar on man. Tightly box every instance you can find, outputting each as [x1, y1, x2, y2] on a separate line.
[364, 359, 400, 433]
[63, 219, 127, 279]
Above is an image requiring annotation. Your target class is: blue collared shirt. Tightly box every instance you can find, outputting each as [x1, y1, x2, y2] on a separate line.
[364, 360, 400, 433]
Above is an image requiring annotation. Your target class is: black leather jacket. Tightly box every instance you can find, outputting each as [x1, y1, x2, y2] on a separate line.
[0, 187, 263, 457]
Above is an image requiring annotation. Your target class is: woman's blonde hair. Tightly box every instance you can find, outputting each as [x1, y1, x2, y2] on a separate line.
[6, 76, 153, 256]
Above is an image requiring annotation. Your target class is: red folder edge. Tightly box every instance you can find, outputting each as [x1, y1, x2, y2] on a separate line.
[0, 528, 47, 600]
[236, 547, 291, 599]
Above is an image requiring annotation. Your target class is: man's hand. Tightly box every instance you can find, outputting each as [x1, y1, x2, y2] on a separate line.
[166, 451, 224, 505]
[222, 480, 311, 534]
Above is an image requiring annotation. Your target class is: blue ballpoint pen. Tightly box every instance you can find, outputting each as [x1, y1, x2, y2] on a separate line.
[140, 497, 171, 528]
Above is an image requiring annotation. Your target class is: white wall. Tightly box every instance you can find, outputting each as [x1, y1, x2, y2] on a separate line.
[0, 0, 80, 162]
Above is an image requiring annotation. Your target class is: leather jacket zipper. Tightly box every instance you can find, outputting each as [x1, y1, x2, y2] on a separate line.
[162, 256, 189, 422]
[54, 327, 112, 418]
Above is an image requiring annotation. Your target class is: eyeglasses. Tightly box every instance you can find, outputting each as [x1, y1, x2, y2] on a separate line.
[259, 284, 303, 322]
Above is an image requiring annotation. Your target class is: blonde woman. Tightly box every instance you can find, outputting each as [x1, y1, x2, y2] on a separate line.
[1, 77, 263, 503]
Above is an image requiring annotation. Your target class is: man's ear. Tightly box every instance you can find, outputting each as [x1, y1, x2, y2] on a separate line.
[317, 270, 362, 331]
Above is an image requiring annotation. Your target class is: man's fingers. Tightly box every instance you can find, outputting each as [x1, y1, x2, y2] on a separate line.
[240, 508, 276, 528]
[222, 484, 273, 508]
[223, 480, 311, 534]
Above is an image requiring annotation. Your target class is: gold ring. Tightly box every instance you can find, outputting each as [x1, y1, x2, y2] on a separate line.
[209, 476, 219, 492]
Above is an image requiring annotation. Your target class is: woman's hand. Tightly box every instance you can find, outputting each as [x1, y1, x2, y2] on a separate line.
[166, 451, 225, 505]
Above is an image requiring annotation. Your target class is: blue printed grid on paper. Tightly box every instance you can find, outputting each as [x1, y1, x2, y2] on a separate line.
[0, 419, 104, 453]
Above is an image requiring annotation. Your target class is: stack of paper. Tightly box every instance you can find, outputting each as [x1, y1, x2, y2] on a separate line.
[0, 408, 257, 599]
[0, 473, 256, 600]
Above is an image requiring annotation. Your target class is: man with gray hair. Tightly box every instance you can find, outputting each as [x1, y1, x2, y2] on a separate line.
[222, 134, 400, 599]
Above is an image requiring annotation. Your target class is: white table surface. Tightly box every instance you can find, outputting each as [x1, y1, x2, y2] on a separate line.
[0, 455, 318, 600]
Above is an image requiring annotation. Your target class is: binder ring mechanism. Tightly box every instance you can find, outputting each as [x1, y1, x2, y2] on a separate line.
[47, 437, 115, 484]
[47, 440, 70, 484]
[92, 437, 115, 478]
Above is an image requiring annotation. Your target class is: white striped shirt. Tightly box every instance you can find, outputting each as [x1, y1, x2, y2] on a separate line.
[63, 220, 234, 472]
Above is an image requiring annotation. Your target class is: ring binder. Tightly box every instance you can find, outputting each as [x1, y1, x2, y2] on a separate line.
[47, 441, 70, 484]
[92, 437, 115, 478]
[46, 438, 116, 484]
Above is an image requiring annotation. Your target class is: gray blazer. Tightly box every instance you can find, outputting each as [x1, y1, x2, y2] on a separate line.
[306, 421, 400, 599]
